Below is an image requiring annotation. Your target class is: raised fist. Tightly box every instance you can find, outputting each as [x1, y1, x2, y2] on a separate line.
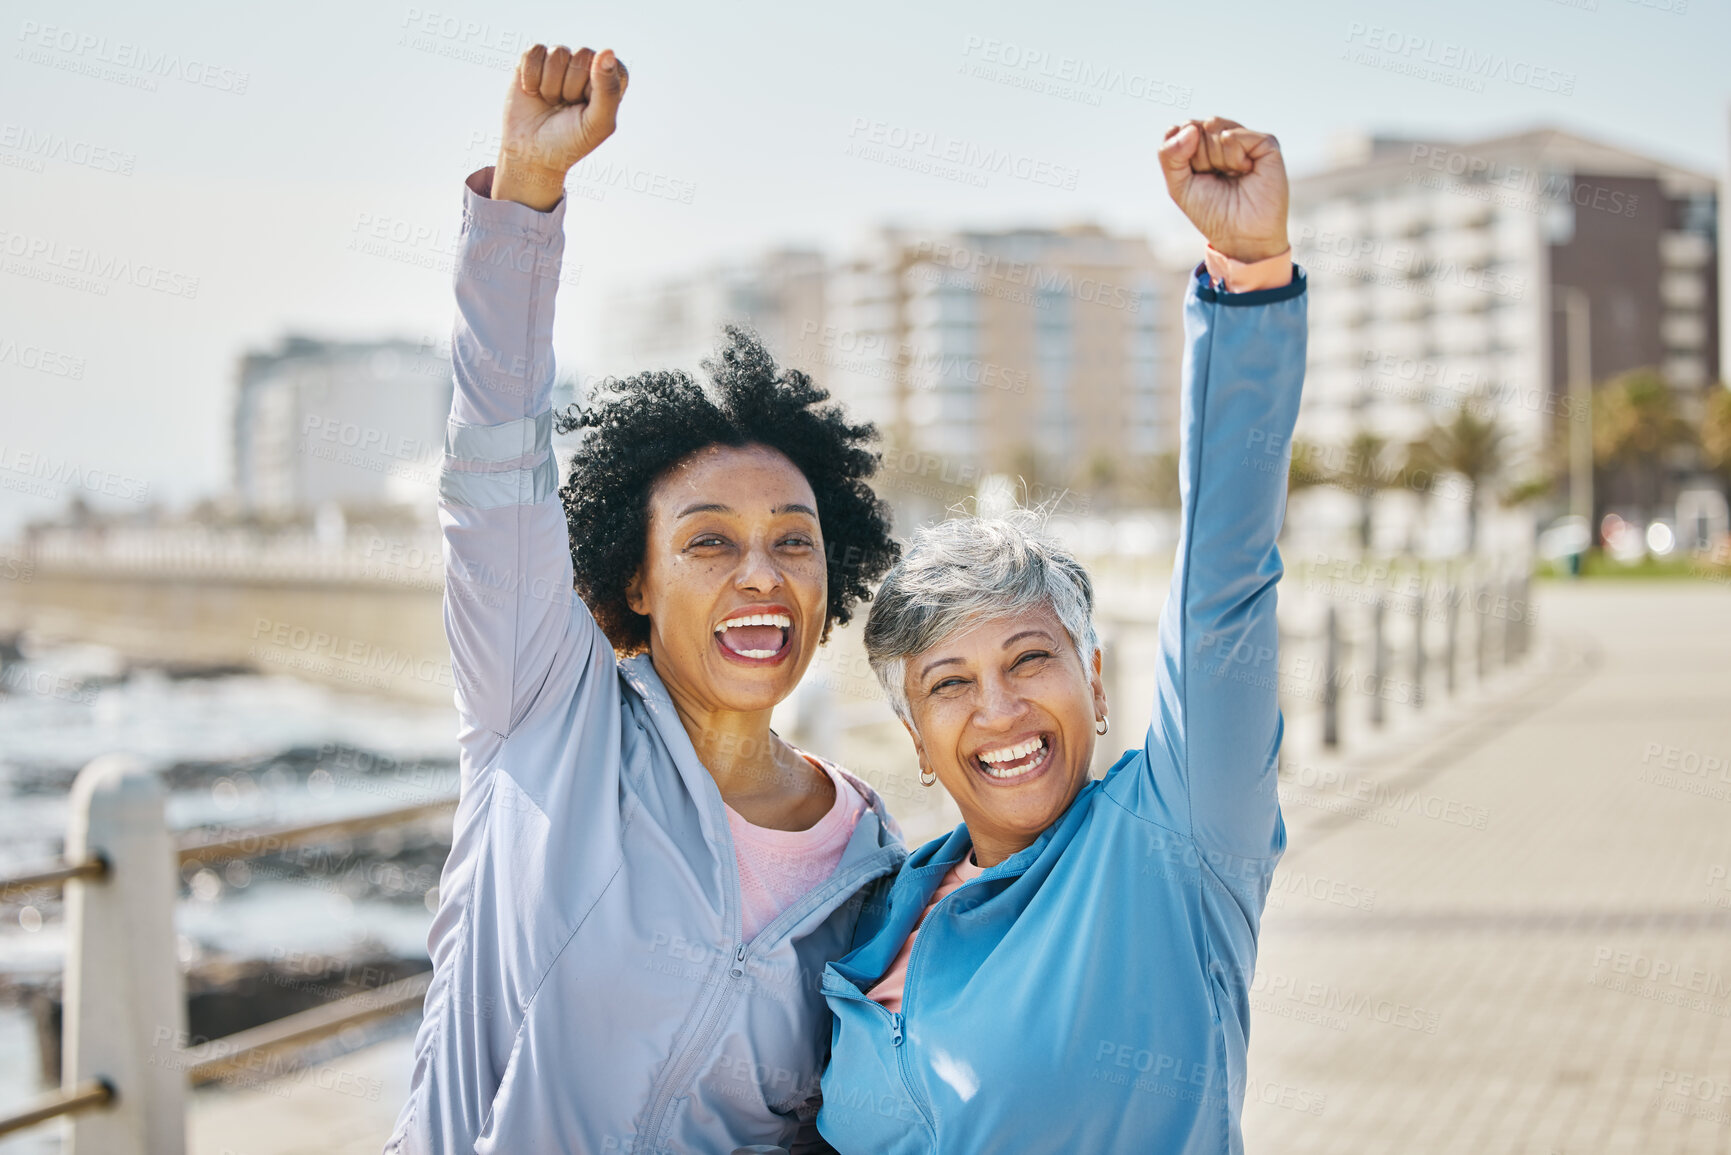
[493, 44, 629, 211]
[1158, 118, 1288, 264]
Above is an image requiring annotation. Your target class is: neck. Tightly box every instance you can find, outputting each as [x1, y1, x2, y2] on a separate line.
[649, 654, 784, 796]
[967, 831, 1033, 869]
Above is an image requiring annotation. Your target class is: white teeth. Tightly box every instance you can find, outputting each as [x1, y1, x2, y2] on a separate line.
[977, 736, 1050, 778]
[733, 649, 779, 659]
[979, 736, 1043, 764]
[714, 612, 793, 633]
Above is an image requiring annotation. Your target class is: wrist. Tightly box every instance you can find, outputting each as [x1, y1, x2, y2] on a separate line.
[491, 155, 568, 213]
[1210, 235, 1290, 264]
[1202, 245, 1293, 294]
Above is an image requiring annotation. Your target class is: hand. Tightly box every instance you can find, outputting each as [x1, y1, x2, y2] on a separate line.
[492, 44, 630, 211]
[1158, 118, 1288, 264]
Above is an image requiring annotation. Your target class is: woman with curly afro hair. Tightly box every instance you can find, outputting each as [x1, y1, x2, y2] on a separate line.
[389, 44, 906, 1155]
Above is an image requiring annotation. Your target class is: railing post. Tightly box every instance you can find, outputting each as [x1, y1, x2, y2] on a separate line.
[1368, 595, 1386, 728]
[1411, 581, 1426, 711]
[1475, 578, 1490, 682]
[1321, 605, 1339, 750]
[63, 754, 186, 1155]
[1444, 582, 1458, 697]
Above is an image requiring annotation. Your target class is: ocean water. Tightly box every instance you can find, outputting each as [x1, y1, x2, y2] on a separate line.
[0, 642, 462, 1147]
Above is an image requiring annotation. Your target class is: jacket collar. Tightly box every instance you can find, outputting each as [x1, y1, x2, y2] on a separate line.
[617, 653, 906, 863]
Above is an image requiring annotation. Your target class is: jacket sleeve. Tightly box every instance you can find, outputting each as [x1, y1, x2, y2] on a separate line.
[387, 171, 622, 1155]
[438, 166, 595, 747]
[1119, 264, 1307, 866]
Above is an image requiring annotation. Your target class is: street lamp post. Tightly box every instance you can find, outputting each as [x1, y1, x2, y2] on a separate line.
[1560, 287, 1594, 532]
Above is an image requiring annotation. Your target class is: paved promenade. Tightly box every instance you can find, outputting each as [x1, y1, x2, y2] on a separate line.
[1244, 581, 1731, 1154]
[182, 580, 1731, 1154]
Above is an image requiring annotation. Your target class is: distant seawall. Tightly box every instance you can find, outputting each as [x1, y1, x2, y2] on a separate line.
[0, 534, 451, 704]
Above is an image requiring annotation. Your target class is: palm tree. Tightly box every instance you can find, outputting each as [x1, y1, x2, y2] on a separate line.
[1407, 403, 1510, 554]
[1287, 437, 1332, 494]
[1700, 385, 1731, 492]
[1331, 429, 1402, 551]
[1592, 369, 1696, 527]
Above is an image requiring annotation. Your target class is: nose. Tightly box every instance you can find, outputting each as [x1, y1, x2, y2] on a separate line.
[733, 538, 784, 596]
[971, 671, 1030, 732]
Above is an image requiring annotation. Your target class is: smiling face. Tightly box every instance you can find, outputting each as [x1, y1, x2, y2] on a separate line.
[625, 443, 828, 718]
[901, 603, 1107, 864]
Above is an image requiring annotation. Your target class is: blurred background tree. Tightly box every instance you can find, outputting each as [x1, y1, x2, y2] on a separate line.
[1700, 386, 1731, 498]
[1592, 369, 1696, 528]
[1405, 403, 1511, 555]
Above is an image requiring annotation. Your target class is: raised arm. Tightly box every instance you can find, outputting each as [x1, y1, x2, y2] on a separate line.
[440, 45, 628, 741]
[1132, 119, 1306, 865]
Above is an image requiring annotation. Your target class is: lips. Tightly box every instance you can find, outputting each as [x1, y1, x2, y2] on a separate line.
[974, 734, 1052, 781]
[714, 610, 793, 663]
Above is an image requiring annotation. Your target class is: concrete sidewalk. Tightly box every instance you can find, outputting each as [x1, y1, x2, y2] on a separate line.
[1243, 581, 1731, 1154]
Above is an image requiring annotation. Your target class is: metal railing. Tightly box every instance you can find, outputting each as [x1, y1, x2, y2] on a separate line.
[0, 755, 454, 1153]
[1284, 556, 1536, 751]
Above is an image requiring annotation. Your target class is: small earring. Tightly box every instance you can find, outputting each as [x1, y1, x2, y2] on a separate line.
[1096, 717, 1109, 736]
[919, 767, 937, 787]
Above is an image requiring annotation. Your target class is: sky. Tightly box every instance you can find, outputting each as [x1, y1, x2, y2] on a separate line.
[1, 0, 1726, 534]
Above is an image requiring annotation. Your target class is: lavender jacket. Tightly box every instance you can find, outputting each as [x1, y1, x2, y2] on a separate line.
[384, 168, 905, 1155]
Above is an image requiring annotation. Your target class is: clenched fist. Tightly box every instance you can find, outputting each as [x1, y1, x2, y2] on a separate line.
[1158, 118, 1288, 264]
[493, 44, 630, 211]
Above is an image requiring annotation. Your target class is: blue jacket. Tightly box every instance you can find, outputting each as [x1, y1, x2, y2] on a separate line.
[385, 169, 906, 1155]
[817, 267, 1307, 1153]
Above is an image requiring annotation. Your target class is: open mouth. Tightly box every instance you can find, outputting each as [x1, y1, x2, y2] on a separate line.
[714, 611, 793, 664]
[974, 734, 1052, 782]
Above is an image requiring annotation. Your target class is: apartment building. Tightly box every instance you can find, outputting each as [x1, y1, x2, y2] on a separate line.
[233, 337, 451, 516]
[1290, 127, 1720, 544]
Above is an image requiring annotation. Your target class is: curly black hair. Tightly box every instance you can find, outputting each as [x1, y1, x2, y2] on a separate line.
[554, 325, 899, 655]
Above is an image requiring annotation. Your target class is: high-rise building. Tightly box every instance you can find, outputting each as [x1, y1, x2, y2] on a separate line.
[828, 225, 1183, 482]
[601, 248, 830, 387]
[1290, 127, 1720, 544]
[233, 337, 451, 516]
[598, 228, 1190, 525]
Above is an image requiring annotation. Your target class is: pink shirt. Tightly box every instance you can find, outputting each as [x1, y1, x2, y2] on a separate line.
[726, 756, 867, 941]
[866, 854, 987, 1013]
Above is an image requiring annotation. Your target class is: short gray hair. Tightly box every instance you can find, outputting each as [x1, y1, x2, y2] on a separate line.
[863, 511, 1099, 721]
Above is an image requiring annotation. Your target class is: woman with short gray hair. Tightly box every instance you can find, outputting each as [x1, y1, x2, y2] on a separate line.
[816, 117, 1307, 1153]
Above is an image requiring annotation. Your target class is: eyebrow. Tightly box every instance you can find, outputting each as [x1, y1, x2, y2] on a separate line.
[675, 502, 818, 519]
[917, 628, 1058, 681]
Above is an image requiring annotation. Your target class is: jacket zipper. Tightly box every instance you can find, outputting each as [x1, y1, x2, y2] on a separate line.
[886, 874, 988, 1139]
[640, 846, 904, 1148]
